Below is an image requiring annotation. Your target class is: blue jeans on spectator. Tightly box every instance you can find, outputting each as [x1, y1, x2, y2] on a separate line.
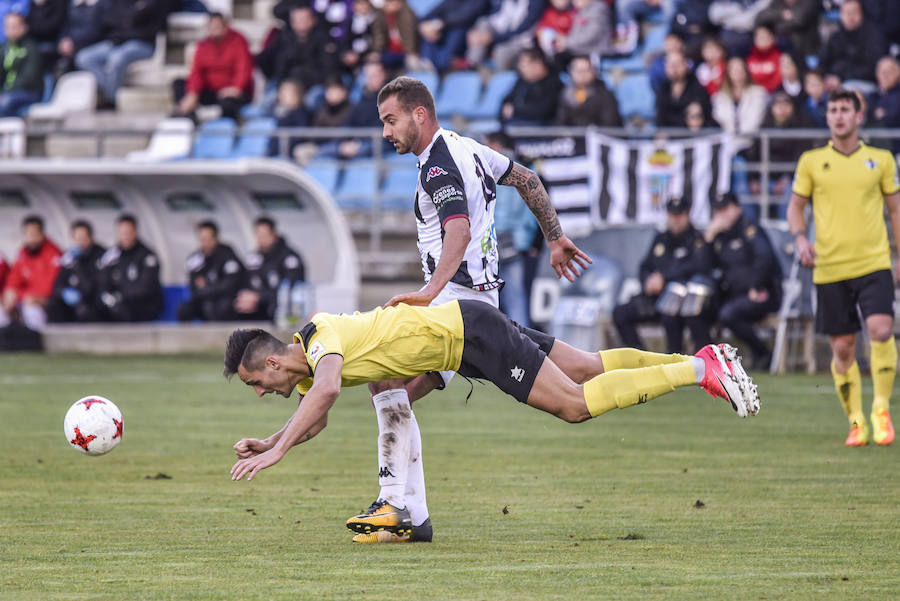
[0, 89, 40, 116]
[616, 0, 673, 24]
[421, 26, 467, 72]
[499, 253, 531, 328]
[75, 39, 154, 103]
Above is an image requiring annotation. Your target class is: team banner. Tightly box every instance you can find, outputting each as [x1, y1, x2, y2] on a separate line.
[517, 132, 736, 231]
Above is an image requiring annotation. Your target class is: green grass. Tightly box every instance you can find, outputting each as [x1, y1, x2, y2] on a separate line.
[2, 353, 899, 600]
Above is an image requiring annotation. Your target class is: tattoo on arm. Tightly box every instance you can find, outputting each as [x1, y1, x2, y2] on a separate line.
[498, 162, 562, 242]
[295, 429, 315, 445]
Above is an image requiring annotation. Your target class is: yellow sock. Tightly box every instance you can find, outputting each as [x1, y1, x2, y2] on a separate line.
[583, 360, 696, 417]
[831, 360, 864, 427]
[599, 348, 690, 372]
[870, 337, 897, 414]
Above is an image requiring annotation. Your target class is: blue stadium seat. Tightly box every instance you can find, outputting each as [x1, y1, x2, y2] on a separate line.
[334, 161, 380, 209]
[408, 0, 442, 17]
[381, 164, 419, 210]
[616, 73, 656, 121]
[435, 71, 483, 119]
[601, 53, 646, 73]
[230, 117, 276, 158]
[303, 161, 341, 195]
[158, 285, 191, 322]
[405, 71, 440, 96]
[191, 117, 236, 159]
[469, 71, 517, 119]
[641, 23, 669, 55]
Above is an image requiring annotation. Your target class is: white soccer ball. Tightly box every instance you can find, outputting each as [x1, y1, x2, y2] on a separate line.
[63, 396, 124, 456]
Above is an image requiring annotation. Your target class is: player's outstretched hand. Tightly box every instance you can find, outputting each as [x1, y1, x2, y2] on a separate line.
[795, 235, 816, 267]
[231, 447, 284, 481]
[233, 437, 270, 459]
[549, 236, 593, 282]
[383, 289, 435, 308]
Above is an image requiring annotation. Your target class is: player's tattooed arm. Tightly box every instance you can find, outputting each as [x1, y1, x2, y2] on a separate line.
[498, 162, 563, 242]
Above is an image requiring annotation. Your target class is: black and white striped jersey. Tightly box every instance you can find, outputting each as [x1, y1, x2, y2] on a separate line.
[414, 128, 514, 291]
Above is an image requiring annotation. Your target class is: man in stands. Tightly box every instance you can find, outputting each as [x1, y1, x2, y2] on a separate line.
[25, 0, 66, 72]
[0, 12, 44, 117]
[96, 214, 162, 322]
[56, 0, 107, 75]
[555, 55, 623, 127]
[0, 215, 61, 331]
[818, 0, 887, 93]
[500, 47, 563, 126]
[257, 5, 338, 92]
[172, 12, 253, 122]
[656, 49, 712, 127]
[235, 217, 305, 321]
[418, 0, 487, 73]
[178, 220, 245, 322]
[48, 220, 106, 323]
[74, 0, 170, 107]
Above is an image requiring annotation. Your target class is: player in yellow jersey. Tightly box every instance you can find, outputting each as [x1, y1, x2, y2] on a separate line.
[787, 88, 900, 447]
[224, 300, 761, 539]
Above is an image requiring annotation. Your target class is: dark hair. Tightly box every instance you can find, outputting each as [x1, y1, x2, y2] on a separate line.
[208, 11, 226, 22]
[71, 219, 93, 236]
[22, 214, 43, 230]
[828, 87, 862, 112]
[254, 216, 276, 231]
[520, 47, 548, 67]
[224, 328, 288, 379]
[117, 213, 137, 227]
[377, 76, 436, 119]
[484, 130, 515, 151]
[197, 220, 219, 235]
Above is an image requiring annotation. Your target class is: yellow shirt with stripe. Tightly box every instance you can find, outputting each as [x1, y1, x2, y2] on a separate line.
[293, 301, 466, 395]
[792, 141, 900, 284]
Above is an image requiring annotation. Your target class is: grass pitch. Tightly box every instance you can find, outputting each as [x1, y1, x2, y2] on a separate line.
[3, 352, 900, 601]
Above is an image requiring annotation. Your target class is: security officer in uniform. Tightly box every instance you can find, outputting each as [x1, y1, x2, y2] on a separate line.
[613, 196, 714, 353]
[96, 214, 163, 322]
[177, 220, 245, 322]
[705, 192, 782, 369]
[48, 220, 105, 322]
[235, 216, 305, 321]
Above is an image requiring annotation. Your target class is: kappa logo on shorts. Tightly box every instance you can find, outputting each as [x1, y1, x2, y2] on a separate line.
[425, 166, 448, 182]
[510, 366, 525, 382]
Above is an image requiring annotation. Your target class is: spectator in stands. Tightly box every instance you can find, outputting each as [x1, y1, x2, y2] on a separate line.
[74, 0, 171, 107]
[56, 0, 108, 76]
[501, 47, 563, 126]
[0, 13, 44, 117]
[649, 32, 689, 94]
[535, 0, 574, 60]
[0, 215, 61, 332]
[465, 0, 545, 71]
[704, 191, 781, 370]
[332, 59, 391, 159]
[754, 0, 820, 59]
[310, 76, 352, 128]
[802, 67, 827, 126]
[818, 0, 887, 93]
[268, 79, 310, 159]
[341, 0, 376, 73]
[172, 13, 253, 122]
[669, 0, 715, 57]
[418, 0, 488, 73]
[555, 55, 623, 126]
[696, 36, 726, 96]
[257, 5, 339, 91]
[775, 51, 806, 111]
[684, 100, 708, 130]
[613, 196, 714, 354]
[867, 56, 900, 154]
[96, 214, 162, 322]
[712, 56, 767, 133]
[235, 216, 305, 321]
[656, 49, 712, 127]
[48, 220, 106, 323]
[0, 0, 28, 44]
[553, 0, 613, 69]
[177, 220, 245, 322]
[708, 0, 772, 56]
[859, 0, 900, 49]
[26, 0, 67, 72]
[372, 0, 423, 71]
[746, 24, 781, 93]
[614, 0, 672, 55]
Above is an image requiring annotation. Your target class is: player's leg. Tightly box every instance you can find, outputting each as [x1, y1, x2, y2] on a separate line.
[542, 337, 691, 385]
[859, 270, 897, 445]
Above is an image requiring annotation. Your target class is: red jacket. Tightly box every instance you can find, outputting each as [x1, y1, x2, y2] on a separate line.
[186, 28, 254, 96]
[747, 45, 781, 93]
[537, 7, 574, 35]
[4, 238, 61, 302]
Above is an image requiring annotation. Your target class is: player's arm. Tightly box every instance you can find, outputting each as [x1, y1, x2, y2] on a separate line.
[885, 191, 900, 282]
[787, 192, 816, 267]
[231, 355, 343, 481]
[498, 162, 592, 281]
[233, 394, 328, 458]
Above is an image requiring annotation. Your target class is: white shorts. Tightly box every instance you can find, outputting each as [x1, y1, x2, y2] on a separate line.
[430, 281, 499, 388]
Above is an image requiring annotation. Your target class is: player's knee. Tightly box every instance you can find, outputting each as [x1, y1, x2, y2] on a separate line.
[557, 401, 591, 423]
[868, 323, 893, 342]
[367, 380, 406, 396]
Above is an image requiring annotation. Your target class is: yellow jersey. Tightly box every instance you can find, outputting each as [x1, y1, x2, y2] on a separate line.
[792, 141, 900, 283]
[293, 301, 466, 395]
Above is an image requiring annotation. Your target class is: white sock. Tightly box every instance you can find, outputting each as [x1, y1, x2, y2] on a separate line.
[373, 389, 412, 508]
[404, 410, 430, 527]
[693, 356, 705, 383]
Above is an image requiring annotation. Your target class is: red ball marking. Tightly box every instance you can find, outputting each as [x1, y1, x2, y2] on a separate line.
[113, 418, 123, 439]
[79, 398, 107, 410]
[71, 427, 97, 451]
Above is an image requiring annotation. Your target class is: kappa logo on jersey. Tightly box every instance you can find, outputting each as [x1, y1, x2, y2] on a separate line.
[425, 166, 448, 182]
[510, 366, 525, 382]
[308, 340, 326, 363]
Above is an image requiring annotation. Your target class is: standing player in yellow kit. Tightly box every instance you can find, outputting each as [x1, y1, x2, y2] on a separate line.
[788, 88, 900, 446]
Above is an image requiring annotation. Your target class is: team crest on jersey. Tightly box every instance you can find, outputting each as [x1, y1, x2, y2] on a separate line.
[864, 159, 877, 170]
[426, 166, 448, 182]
